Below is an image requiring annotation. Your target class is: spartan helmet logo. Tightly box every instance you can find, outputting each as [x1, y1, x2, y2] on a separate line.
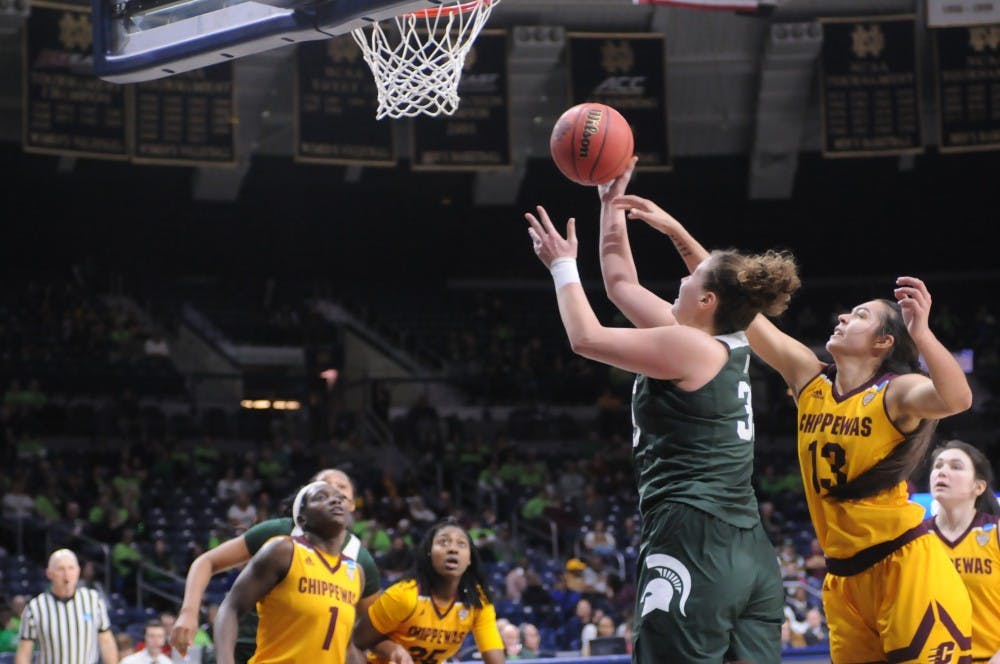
[850, 24, 885, 59]
[640, 553, 692, 618]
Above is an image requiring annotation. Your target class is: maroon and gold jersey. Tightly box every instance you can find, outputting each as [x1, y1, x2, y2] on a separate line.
[928, 513, 1000, 661]
[796, 368, 926, 559]
[252, 536, 362, 664]
[366, 579, 502, 664]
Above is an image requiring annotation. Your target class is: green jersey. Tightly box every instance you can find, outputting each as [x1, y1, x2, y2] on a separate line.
[631, 332, 760, 528]
[234, 517, 381, 644]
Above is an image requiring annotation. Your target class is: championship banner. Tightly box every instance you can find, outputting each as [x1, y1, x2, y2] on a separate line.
[295, 36, 396, 166]
[412, 30, 510, 170]
[819, 16, 923, 157]
[23, 1, 129, 159]
[568, 33, 671, 170]
[132, 62, 237, 166]
[934, 24, 1000, 152]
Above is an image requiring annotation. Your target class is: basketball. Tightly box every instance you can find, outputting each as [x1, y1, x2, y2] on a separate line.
[549, 102, 634, 186]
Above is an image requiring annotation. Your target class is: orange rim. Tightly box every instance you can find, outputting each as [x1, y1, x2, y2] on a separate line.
[407, 0, 491, 18]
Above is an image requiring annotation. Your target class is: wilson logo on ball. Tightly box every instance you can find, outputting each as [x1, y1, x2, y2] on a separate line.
[578, 108, 604, 159]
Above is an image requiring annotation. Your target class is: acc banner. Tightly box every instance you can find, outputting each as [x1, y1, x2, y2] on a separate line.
[820, 16, 923, 156]
[934, 24, 1000, 152]
[568, 33, 670, 170]
[412, 30, 510, 170]
[295, 36, 396, 165]
[23, 1, 129, 159]
[132, 62, 236, 166]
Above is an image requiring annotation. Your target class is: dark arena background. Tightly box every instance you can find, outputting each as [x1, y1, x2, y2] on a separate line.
[2, 0, 1000, 662]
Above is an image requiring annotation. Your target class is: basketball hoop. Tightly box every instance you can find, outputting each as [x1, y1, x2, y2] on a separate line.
[350, 0, 500, 119]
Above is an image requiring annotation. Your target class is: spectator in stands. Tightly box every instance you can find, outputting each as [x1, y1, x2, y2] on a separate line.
[803, 538, 827, 581]
[407, 495, 437, 527]
[0, 606, 17, 653]
[216, 467, 241, 503]
[51, 501, 91, 551]
[115, 634, 135, 661]
[15, 548, 118, 664]
[226, 492, 257, 534]
[521, 569, 555, 614]
[499, 621, 522, 659]
[574, 485, 608, 524]
[234, 466, 260, 500]
[380, 535, 415, 585]
[801, 608, 829, 646]
[560, 598, 592, 650]
[120, 621, 170, 664]
[581, 610, 615, 656]
[781, 615, 806, 650]
[78, 560, 111, 604]
[777, 540, 804, 582]
[111, 528, 142, 599]
[468, 514, 498, 564]
[757, 500, 785, 542]
[582, 519, 616, 556]
[557, 460, 587, 504]
[2, 477, 35, 521]
[5, 596, 26, 633]
[785, 584, 810, 622]
[504, 557, 529, 601]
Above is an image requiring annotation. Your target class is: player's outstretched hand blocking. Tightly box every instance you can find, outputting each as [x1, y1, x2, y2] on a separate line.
[894, 275, 932, 338]
[526, 205, 577, 269]
[597, 155, 639, 204]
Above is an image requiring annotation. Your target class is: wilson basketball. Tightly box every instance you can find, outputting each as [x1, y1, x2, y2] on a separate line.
[549, 102, 634, 186]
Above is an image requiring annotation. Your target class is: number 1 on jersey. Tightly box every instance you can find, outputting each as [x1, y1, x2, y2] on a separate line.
[322, 606, 339, 650]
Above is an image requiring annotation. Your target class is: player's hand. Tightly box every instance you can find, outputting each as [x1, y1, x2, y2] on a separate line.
[526, 205, 577, 269]
[893, 276, 931, 342]
[987, 650, 1000, 664]
[610, 194, 681, 236]
[169, 611, 197, 656]
[597, 156, 638, 203]
[387, 647, 414, 664]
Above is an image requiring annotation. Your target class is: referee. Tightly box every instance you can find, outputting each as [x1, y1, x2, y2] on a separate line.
[15, 548, 118, 664]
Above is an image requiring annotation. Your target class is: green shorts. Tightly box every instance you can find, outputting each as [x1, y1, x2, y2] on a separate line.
[632, 502, 784, 664]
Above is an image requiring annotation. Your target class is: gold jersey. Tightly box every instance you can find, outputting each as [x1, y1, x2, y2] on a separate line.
[251, 536, 362, 664]
[366, 579, 503, 664]
[928, 513, 1000, 661]
[796, 368, 926, 560]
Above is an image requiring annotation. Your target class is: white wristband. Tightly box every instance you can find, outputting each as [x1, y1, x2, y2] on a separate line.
[550, 257, 580, 290]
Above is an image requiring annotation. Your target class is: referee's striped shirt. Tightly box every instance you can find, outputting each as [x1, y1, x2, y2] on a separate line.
[18, 587, 112, 664]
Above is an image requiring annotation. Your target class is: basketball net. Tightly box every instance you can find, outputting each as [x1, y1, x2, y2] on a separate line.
[350, 0, 499, 120]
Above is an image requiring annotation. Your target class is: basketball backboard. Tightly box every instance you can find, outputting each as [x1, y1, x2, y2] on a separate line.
[91, 0, 440, 83]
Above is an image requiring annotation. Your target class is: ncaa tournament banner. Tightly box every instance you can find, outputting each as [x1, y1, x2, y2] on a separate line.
[568, 33, 671, 171]
[819, 16, 923, 157]
[933, 24, 1000, 153]
[295, 36, 396, 166]
[412, 30, 511, 171]
[23, 1, 130, 159]
[132, 62, 237, 166]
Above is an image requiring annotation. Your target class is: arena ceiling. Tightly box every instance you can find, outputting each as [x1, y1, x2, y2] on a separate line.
[0, 0, 961, 201]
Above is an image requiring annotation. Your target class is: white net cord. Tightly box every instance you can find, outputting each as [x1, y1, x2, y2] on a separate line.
[351, 1, 499, 119]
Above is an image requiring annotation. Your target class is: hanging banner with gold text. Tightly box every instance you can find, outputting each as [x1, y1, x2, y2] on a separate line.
[132, 62, 237, 166]
[412, 31, 510, 171]
[820, 16, 923, 157]
[295, 36, 396, 166]
[568, 33, 670, 170]
[934, 24, 1000, 152]
[23, 1, 129, 159]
